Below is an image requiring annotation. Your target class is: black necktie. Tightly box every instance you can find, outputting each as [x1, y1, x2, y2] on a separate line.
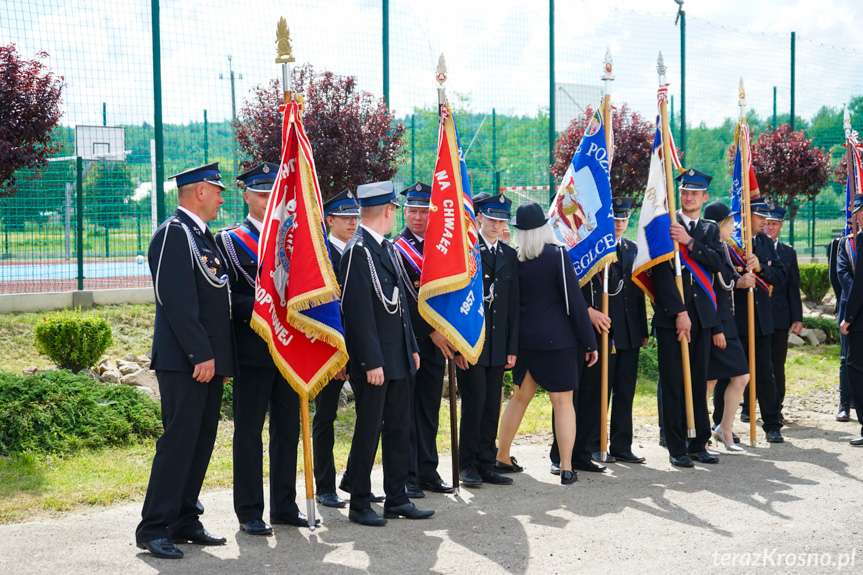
[688, 220, 696, 234]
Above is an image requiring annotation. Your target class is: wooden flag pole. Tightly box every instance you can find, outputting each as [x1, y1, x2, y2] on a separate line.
[739, 79, 757, 447]
[437, 54, 460, 493]
[658, 53, 696, 438]
[276, 17, 316, 529]
[598, 48, 614, 461]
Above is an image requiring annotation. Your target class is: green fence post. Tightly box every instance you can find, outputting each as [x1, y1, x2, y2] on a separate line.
[151, 0, 166, 223]
[788, 32, 796, 248]
[548, 0, 555, 202]
[811, 199, 816, 257]
[76, 156, 84, 291]
[382, 0, 389, 104]
[772, 86, 777, 129]
[102, 102, 106, 126]
[203, 109, 208, 164]
[492, 108, 500, 192]
[679, 7, 686, 156]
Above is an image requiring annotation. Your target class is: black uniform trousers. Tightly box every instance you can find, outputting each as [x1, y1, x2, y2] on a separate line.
[771, 328, 790, 414]
[844, 332, 863, 435]
[136, 371, 223, 543]
[348, 377, 411, 512]
[732, 334, 783, 432]
[409, 338, 446, 484]
[232, 365, 299, 523]
[583, 348, 641, 455]
[549, 350, 587, 465]
[457, 364, 505, 474]
[656, 324, 712, 458]
[312, 377, 346, 495]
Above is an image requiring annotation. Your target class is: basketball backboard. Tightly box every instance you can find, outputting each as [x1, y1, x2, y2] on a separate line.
[75, 125, 127, 161]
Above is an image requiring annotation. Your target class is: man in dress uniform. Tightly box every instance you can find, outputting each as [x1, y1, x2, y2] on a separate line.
[589, 197, 649, 464]
[136, 162, 236, 559]
[312, 188, 359, 509]
[651, 168, 724, 467]
[733, 198, 786, 442]
[392, 182, 455, 498]
[834, 195, 862, 422]
[214, 163, 311, 537]
[456, 193, 519, 486]
[839, 199, 863, 446]
[339, 180, 432, 526]
[764, 203, 803, 423]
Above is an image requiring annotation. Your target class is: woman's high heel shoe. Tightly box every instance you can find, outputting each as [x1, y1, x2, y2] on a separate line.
[561, 470, 577, 485]
[714, 427, 744, 452]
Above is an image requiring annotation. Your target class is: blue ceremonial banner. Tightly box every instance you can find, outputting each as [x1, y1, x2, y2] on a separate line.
[730, 123, 759, 250]
[548, 108, 616, 286]
[418, 102, 486, 364]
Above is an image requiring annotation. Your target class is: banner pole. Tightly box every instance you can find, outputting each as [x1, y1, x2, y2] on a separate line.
[739, 79, 757, 448]
[658, 53, 696, 438]
[845, 108, 859, 241]
[599, 48, 614, 461]
[275, 18, 315, 529]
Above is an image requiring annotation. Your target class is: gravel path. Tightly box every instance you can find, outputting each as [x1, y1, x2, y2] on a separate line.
[1, 390, 861, 575]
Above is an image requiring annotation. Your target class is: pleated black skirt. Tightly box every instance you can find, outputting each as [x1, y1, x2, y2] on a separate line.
[512, 347, 579, 393]
[707, 335, 748, 380]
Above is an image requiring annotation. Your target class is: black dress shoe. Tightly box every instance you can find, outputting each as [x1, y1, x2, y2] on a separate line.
[740, 411, 750, 423]
[849, 437, 863, 446]
[270, 512, 321, 527]
[480, 470, 513, 485]
[405, 482, 426, 499]
[573, 460, 606, 473]
[316, 492, 347, 508]
[669, 454, 694, 468]
[658, 436, 667, 448]
[766, 430, 785, 443]
[417, 478, 455, 494]
[560, 470, 577, 485]
[493, 456, 524, 473]
[460, 466, 483, 487]
[348, 508, 387, 527]
[337, 478, 385, 502]
[170, 527, 226, 546]
[137, 538, 183, 559]
[383, 502, 435, 519]
[239, 518, 273, 536]
[610, 451, 646, 464]
[550, 462, 561, 476]
[687, 450, 719, 464]
[837, 408, 851, 422]
[591, 452, 616, 463]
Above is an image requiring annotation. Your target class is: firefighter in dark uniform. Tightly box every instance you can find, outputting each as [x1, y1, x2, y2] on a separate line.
[764, 203, 803, 423]
[836, 195, 863, 422]
[652, 168, 724, 467]
[136, 163, 236, 559]
[588, 197, 649, 464]
[312, 188, 359, 509]
[726, 198, 786, 442]
[456, 193, 520, 487]
[339, 180, 431, 526]
[392, 182, 455, 497]
[214, 163, 310, 536]
[839, 198, 863, 447]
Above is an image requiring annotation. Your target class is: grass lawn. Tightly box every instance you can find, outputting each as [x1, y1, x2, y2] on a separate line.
[0, 303, 841, 524]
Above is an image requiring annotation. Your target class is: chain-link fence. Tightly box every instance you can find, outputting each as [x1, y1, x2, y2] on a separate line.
[2, 0, 861, 294]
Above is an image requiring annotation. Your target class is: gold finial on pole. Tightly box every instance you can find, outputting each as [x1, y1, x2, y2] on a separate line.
[657, 52, 667, 85]
[275, 17, 295, 64]
[436, 53, 448, 111]
[738, 77, 746, 116]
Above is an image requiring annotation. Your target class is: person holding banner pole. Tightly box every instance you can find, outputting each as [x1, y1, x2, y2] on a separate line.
[215, 164, 305, 536]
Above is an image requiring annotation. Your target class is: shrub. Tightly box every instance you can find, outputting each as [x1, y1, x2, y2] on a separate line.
[798, 263, 831, 304]
[33, 308, 113, 373]
[221, 378, 234, 420]
[0, 370, 161, 455]
[802, 317, 839, 344]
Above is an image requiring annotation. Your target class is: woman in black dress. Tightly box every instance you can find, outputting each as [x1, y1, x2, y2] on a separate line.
[703, 201, 751, 453]
[495, 202, 598, 485]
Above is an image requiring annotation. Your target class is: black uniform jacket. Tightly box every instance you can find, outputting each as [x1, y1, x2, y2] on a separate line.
[583, 238, 648, 350]
[651, 214, 724, 331]
[339, 227, 419, 380]
[476, 237, 520, 367]
[733, 233, 786, 337]
[841, 231, 863, 331]
[712, 247, 739, 339]
[214, 217, 275, 368]
[770, 240, 803, 331]
[518, 244, 597, 353]
[392, 227, 434, 343]
[149, 208, 236, 377]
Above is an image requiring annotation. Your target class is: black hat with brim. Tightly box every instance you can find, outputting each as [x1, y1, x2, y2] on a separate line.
[512, 201, 549, 230]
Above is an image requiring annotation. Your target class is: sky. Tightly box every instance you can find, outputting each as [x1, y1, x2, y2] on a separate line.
[1, 0, 862, 131]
